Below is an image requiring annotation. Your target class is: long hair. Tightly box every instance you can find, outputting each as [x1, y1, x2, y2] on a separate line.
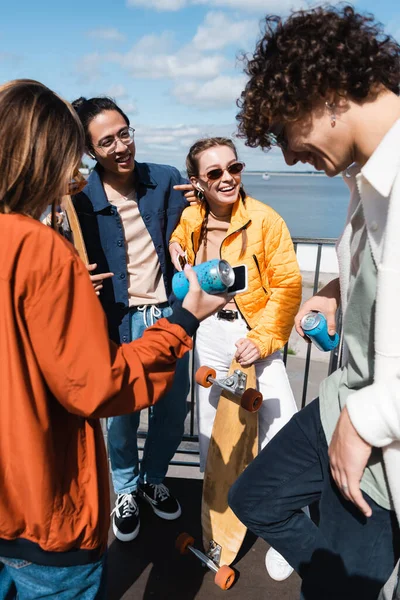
[72, 96, 129, 154]
[186, 137, 247, 259]
[0, 79, 84, 219]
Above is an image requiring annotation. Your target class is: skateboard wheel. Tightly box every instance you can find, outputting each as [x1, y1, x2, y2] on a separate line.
[240, 388, 263, 413]
[195, 366, 216, 388]
[175, 532, 195, 555]
[214, 565, 236, 590]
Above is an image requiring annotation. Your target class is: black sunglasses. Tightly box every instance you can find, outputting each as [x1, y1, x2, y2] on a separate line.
[205, 161, 245, 181]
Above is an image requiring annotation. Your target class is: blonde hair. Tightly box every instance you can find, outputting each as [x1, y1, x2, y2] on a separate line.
[186, 137, 247, 259]
[0, 79, 84, 218]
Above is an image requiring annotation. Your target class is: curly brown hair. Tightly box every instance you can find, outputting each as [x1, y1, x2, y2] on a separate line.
[237, 4, 400, 149]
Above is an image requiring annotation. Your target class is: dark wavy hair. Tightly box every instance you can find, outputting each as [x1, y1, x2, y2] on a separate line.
[237, 4, 400, 149]
[72, 96, 129, 153]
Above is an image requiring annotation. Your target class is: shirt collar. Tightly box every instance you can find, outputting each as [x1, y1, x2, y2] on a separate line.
[86, 161, 157, 212]
[134, 161, 157, 188]
[361, 118, 400, 198]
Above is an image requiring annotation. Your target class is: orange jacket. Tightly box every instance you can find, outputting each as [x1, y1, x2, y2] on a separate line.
[170, 196, 302, 357]
[0, 214, 193, 565]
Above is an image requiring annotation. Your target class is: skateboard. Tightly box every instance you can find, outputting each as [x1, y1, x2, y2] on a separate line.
[61, 195, 89, 266]
[176, 360, 262, 590]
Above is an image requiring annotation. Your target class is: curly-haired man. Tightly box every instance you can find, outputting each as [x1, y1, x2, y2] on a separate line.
[228, 5, 400, 599]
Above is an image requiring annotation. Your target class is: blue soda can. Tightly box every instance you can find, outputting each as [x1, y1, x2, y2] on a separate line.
[300, 311, 339, 352]
[172, 258, 234, 301]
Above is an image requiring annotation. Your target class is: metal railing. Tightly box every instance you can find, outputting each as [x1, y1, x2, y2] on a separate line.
[138, 237, 342, 468]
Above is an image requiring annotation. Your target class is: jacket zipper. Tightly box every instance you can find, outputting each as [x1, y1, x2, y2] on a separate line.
[252, 254, 268, 295]
[219, 222, 250, 255]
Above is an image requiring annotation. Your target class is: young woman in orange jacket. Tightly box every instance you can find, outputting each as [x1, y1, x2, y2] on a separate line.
[169, 137, 302, 581]
[0, 81, 227, 600]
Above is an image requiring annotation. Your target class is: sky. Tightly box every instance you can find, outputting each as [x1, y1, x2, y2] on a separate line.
[0, 0, 399, 172]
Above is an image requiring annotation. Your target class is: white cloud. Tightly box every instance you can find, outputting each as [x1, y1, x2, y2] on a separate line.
[102, 85, 138, 115]
[127, 0, 309, 12]
[107, 32, 228, 79]
[192, 11, 256, 51]
[105, 84, 128, 98]
[135, 123, 238, 164]
[172, 74, 246, 109]
[75, 53, 102, 82]
[133, 122, 285, 170]
[195, 0, 304, 12]
[87, 28, 126, 42]
[120, 100, 138, 115]
[137, 124, 203, 148]
[127, 0, 186, 9]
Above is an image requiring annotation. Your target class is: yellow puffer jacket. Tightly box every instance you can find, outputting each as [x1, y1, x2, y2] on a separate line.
[170, 195, 302, 358]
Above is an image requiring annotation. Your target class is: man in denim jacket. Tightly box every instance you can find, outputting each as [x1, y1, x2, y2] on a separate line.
[73, 96, 191, 542]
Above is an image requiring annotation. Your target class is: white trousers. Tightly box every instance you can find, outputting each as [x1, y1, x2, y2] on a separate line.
[194, 312, 298, 472]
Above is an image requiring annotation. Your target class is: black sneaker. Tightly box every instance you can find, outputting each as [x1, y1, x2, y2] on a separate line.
[139, 482, 182, 520]
[111, 492, 140, 542]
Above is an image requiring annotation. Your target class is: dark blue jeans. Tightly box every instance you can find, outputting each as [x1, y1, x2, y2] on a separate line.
[107, 304, 190, 494]
[229, 398, 400, 599]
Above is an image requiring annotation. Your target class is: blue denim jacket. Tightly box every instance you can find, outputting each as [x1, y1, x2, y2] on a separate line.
[73, 162, 188, 344]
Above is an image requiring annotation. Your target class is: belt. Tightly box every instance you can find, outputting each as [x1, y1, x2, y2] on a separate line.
[216, 309, 239, 321]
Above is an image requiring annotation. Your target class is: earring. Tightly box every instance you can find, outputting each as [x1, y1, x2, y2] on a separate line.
[325, 101, 336, 128]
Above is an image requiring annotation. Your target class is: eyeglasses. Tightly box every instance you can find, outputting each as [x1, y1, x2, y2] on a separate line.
[204, 161, 245, 181]
[67, 170, 88, 196]
[266, 124, 288, 152]
[94, 127, 135, 155]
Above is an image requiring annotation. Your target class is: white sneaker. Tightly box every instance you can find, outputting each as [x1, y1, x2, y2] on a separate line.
[265, 547, 294, 581]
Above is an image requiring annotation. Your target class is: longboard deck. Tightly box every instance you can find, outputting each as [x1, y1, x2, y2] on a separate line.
[201, 359, 259, 567]
[61, 195, 89, 266]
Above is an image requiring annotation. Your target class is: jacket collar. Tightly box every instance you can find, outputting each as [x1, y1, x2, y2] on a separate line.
[193, 193, 250, 229]
[85, 161, 157, 212]
[361, 118, 400, 198]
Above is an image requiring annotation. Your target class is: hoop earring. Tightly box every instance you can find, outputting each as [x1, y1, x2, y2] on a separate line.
[325, 101, 336, 128]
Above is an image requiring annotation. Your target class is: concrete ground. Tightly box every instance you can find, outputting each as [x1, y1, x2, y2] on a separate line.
[106, 352, 332, 599]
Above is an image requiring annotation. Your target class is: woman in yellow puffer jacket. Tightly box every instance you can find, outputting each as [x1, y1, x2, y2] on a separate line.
[169, 137, 302, 580]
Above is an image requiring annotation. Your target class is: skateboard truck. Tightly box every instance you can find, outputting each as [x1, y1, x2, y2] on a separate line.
[176, 533, 236, 590]
[195, 366, 263, 412]
[206, 540, 222, 566]
[217, 370, 247, 399]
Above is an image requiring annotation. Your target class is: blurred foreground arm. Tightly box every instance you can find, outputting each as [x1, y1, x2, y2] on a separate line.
[26, 256, 226, 419]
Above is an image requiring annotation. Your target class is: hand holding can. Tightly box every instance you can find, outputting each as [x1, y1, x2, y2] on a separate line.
[172, 259, 234, 300]
[301, 311, 339, 352]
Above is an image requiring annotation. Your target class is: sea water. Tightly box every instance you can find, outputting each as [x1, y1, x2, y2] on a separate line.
[242, 173, 349, 240]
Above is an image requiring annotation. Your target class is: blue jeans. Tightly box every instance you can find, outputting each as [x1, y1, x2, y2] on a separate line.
[0, 555, 106, 600]
[107, 304, 190, 494]
[229, 398, 400, 600]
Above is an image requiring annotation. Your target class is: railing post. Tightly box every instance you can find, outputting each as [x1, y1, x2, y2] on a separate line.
[301, 243, 322, 409]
